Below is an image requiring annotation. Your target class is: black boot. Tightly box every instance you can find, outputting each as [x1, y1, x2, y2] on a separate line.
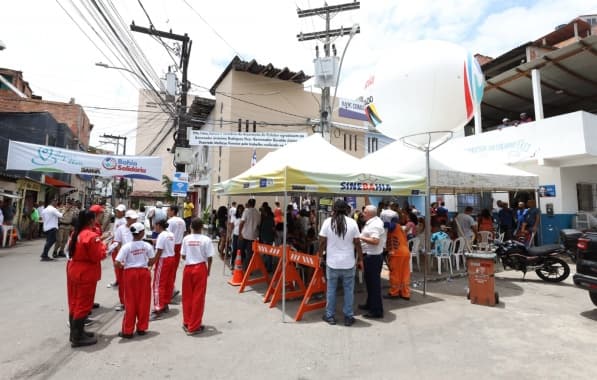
[68, 314, 94, 340]
[71, 318, 97, 348]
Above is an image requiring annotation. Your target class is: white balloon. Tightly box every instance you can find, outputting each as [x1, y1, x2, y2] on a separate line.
[365, 40, 484, 147]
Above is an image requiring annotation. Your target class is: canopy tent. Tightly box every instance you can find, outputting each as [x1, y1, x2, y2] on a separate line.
[360, 140, 539, 192]
[214, 134, 425, 196]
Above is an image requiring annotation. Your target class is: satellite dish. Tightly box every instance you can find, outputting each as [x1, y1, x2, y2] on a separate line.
[365, 40, 485, 147]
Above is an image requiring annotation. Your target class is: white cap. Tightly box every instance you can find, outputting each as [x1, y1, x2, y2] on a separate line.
[125, 210, 138, 219]
[115, 204, 126, 212]
[156, 201, 163, 208]
[129, 222, 145, 234]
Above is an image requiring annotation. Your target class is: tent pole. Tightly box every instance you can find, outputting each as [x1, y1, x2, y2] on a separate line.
[423, 139, 431, 296]
[282, 191, 288, 322]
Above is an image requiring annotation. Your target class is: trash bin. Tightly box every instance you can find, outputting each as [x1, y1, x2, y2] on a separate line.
[465, 252, 498, 306]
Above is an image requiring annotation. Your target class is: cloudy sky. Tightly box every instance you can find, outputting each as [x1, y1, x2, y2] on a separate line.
[1, 0, 595, 153]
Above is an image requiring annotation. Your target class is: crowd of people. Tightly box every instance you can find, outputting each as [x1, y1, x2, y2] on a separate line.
[36, 198, 213, 348]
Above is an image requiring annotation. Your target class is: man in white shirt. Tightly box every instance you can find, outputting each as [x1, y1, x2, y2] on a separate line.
[239, 199, 260, 270]
[40, 199, 63, 261]
[358, 204, 386, 319]
[318, 199, 363, 326]
[111, 210, 138, 310]
[455, 206, 477, 243]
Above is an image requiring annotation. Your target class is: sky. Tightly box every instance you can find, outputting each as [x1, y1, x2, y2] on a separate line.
[1, 0, 595, 154]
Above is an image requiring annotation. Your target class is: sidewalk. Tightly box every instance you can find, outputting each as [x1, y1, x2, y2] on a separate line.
[1, 238, 597, 380]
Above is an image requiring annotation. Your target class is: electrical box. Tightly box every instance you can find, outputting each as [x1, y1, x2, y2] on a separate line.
[313, 56, 339, 88]
[546, 203, 554, 215]
[165, 72, 178, 96]
[174, 147, 194, 165]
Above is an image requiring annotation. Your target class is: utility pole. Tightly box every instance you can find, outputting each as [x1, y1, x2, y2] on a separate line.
[297, 1, 360, 139]
[130, 22, 192, 173]
[100, 134, 127, 155]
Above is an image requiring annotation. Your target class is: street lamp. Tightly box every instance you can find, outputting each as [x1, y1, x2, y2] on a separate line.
[329, 23, 359, 133]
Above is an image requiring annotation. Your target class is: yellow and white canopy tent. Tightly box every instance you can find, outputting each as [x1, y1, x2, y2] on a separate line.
[214, 134, 425, 196]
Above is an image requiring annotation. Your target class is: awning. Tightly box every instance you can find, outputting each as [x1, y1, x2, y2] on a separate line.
[0, 192, 20, 199]
[43, 175, 74, 188]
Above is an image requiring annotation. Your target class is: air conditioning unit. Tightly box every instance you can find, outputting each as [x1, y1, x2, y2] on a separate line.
[174, 147, 193, 164]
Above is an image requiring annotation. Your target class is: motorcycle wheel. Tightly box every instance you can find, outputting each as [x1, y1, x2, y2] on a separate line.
[589, 292, 597, 306]
[535, 257, 570, 282]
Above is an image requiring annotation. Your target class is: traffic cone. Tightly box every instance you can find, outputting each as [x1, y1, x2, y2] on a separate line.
[228, 250, 244, 286]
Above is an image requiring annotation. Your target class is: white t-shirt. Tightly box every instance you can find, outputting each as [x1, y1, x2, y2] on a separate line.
[114, 223, 133, 245]
[155, 230, 175, 258]
[380, 208, 398, 224]
[240, 207, 260, 240]
[182, 233, 215, 265]
[228, 207, 236, 224]
[360, 216, 386, 255]
[456, 213, 477, 240]
[113, 217, 126, 234]
[116, 240, 155, 269]
[231, 215, 241, 236]
[167, 216, 186, 244]
[319, 216, 361, 269]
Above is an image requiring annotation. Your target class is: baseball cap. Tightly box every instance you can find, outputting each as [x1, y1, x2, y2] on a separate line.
[156, 201, 163, 208]
[89, 204, 104, 214]
[125, 210, 138, 219]
[115, 204, 126, 212]
[129, 222, 145, 235]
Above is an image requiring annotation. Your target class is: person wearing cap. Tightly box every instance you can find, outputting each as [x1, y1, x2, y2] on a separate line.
[318, 199, 363, 327]
[114, 222, 156, 338]
[181, 218, 214, 336]
[167, 205, 186, 299]
[150, 219, 175, 321]
[148, 201, 167, 239]
[66, 209, 107, 347]
[111, 209, 138, 311]
[107, 204, 127, 289]
[54, 200, 75, 258]
[40, 199, 63, 262]
[358, 204, 386, 319]
[385, 212, 411, 300]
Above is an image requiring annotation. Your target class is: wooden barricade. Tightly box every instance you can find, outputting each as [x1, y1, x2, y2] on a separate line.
[238, 241, 275, 293]
[290, 251, 326, 321]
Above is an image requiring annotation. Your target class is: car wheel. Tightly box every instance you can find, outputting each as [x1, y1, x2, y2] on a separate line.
[590, 292, 597, 306]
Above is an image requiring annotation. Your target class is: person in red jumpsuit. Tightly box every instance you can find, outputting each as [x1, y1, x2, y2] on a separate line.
[115, 222, 156, 338]
[67, 209, 107, 347]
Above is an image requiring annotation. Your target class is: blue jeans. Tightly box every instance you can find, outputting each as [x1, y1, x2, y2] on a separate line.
[41, 228, 57, 258]
[325, 265, 356, 318]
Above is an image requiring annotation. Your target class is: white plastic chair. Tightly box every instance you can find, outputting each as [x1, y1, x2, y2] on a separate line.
[451, 237, 466, 271]
[432, 239, 453, 275]
[477, 231, 494, 251]
[408, 237, 421, 272]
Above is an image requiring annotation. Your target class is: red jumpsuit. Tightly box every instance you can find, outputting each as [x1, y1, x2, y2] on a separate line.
[67, 228, 106, 319]
[387, 225, 411, 298]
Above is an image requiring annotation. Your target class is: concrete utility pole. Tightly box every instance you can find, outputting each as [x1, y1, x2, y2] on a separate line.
[100, 134, 127, 155]
[130, 23, 192, 173]
[297, 1, 360, 139]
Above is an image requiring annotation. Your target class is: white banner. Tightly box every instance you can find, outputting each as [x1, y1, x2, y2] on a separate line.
[6, 140, 162, 181]
[188, 130, 307, 148]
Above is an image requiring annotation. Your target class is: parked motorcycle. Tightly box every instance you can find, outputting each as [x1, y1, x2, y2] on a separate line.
[493, 240, 571, 282]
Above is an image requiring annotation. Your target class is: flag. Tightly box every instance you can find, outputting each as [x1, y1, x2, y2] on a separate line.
[251, 149, 257, 167]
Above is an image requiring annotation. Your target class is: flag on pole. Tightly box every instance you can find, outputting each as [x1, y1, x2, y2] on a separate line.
[251, 149, 257, 167]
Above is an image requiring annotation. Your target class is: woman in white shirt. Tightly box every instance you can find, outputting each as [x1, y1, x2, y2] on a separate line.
[228, 204, 244, 268]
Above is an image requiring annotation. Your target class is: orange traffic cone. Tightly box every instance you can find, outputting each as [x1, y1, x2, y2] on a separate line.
[228, 250, 244, 286]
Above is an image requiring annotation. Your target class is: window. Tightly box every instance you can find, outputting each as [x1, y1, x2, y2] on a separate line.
[367, 137, 379, 153]
[0, 74, 14, 90]
[343, 133, 358, 152]
[577, 183, 597, 212]
[456, 194, 481, 214]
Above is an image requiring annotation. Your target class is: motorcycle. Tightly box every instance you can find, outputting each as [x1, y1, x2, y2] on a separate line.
[493, 240, 571, 282]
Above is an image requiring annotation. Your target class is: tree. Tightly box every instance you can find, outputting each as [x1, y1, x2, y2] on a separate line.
[161, 175, 175, 203]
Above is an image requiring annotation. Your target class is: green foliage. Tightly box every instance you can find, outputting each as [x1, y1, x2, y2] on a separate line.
[161, 175, 175, 203]
[201, 204, 211, 224]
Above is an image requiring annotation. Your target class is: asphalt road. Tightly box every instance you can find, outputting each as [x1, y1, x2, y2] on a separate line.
[1, 238, 596, 380]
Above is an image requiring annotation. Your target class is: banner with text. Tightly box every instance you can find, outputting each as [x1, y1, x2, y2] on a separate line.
[6, 140, 162, 181]
[338, 98, 368, 122]
[188, 131, 307, 148]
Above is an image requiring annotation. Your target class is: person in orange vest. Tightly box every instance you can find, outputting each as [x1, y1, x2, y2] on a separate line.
[114, 222, 156, 338]
[66, 209, 107, 347]
[384, 212, 411, 300]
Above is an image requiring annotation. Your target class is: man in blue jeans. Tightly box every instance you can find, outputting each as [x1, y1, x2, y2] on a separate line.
[40, 199, 63, 261]
[318, 200, 363, 327]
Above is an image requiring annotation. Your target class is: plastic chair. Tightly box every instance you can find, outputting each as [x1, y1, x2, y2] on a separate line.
[432, 239, 453, 275]
[477, 231, 494, 251]
[497, 232, 505, 243]
[2, 225, 15, 248]
[408, 237, 421, 272]
[451, 237, 466, 271]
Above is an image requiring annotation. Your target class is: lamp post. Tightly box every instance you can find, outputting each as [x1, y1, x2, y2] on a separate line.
[329, 23, 359, 137]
